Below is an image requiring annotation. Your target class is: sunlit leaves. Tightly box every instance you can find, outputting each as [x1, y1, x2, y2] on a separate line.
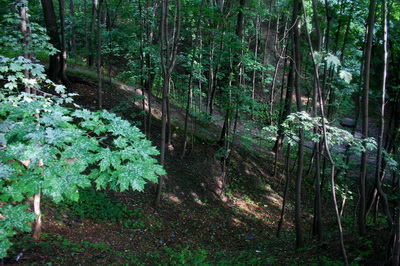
[0, 57, 164, 257]
[0, 91, 164, 198]
[325, 54, 341, 70]
[339, 70, 353, 84]
[0, 204, 36, 257]
[263, 111, 377, 157]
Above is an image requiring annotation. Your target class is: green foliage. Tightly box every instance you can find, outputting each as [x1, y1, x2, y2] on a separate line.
[211, 249, 276, 265]
[0, 204, 36, 258]
[0, 55, 47, 92]
[264, 111, 377, 156]
[55, 187, 133, 222]
[161, 245, 209, 265]
[0, 56, 165, 256]
[0, 11, 57, 57]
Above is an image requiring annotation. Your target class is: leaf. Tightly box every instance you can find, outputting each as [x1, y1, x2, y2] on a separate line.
[0, 204, 36, 233]
[0, 236, 12, 258]
[73, 109, 94, 120]
[339, 70, 352, 84]
[9, 62, 24, 72]
[113, 136, 128, 148]
[313, 51, 323, 64]
[97, 148, 121, 171]
[0, 163, 15, 178]
[54, 85, 66, 94]
[325, 54, 341, 69]
[0, 204, 34, 257]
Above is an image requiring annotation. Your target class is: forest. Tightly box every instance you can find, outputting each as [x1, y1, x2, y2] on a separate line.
[0, 0, 399, 264]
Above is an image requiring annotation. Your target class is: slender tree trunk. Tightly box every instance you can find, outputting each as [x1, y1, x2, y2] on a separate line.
[58, 0, 73, 89]
[293, 0, 304, 249]
[359, 0, 377, 237]
[273, 50, 293, 154]
[301, 1, 348, 262]
[155, 0, 181, 208]
[310, 0, 322, 242]
[182, 0, 204, 158]
[20, 0, 31, 94]
[207, 44, 215, 114]
[145, 0, 157, 138]
[277, 144, 292, 237]
[391, 205, 400, 265]
[69, 0, 77, 57]
[96, 0, 103, 109]
[138, 0, 146, 132]
[32, 192, 41, 240]
[251, 15, 260, 119]
[84, 0, 88, 60]
[88, 0, 97, 67]
[373, 0, 393, 225]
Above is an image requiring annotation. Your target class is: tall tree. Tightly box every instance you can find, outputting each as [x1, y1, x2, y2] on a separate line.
[155, 0, 181, 208]
[292, 0, 304, 249]
[371, 0, 393, 226]
[40, 0, 72, 88]
[359, 0, 377, 236]
[19, 0, 32, 93]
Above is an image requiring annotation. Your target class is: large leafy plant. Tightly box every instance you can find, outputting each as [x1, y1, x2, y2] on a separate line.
[0, 55, 165, 257]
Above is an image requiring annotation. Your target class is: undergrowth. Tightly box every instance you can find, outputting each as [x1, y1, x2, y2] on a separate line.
[54, 187, 134, 222]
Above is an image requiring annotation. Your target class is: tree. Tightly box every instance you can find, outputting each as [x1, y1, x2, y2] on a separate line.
[19, 0, 32, 94]
[40, 0, 72, 88]
[155, 0, 181, 208]
[359, 0, 377, 236]
[0, 55, 165, 256]
[292, 0, 305, 249]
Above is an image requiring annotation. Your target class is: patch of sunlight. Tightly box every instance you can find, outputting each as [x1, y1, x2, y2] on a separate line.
[167, 194, 182, 204]
[232, 217, 243, 225]
[190, 192, 206, 206]
[231, 198, 261, 220]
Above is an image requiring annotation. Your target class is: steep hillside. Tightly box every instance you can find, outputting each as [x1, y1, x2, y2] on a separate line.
[3, 71, 387, 265]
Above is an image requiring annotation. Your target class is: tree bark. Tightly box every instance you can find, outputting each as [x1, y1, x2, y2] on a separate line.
[293, 0, 304, 249]
[40, 0, 72, 88]
[69, 0, 77, 56]
[96, 0, 104, 108]
[32, 192, 42, 241]
[20, 0, 32, 94]
[301, 2, 348, 263]
[182, 0, 204, 158]
[58, 0, 73, 89]
[155, 0, 181, 208]
[359, 0, 377, 237]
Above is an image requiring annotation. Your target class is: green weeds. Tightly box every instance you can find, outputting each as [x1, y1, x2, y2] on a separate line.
[54, 187, 133, 222]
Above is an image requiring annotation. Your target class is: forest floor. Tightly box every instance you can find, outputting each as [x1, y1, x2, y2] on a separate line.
[5, 70, 389, 265]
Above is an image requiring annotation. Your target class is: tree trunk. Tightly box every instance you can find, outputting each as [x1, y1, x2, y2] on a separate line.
[182, 0, 204, 158]
[359, 0, 377, 237]
[40, 0, 71, 88]
[301, 1, 348, 262]
[155, 0, 181, 208]
[58, 0, 73, 89]
[88, 0, 97, 67]
[96, 0, 103, 108]
[276, 144, 292, 238]
[32, 192, 42, 241]
[69, 0, 77, 57]
[293, 0, 304, 249]
[20, 0, 32, 94]
[371, 0, 393, 226]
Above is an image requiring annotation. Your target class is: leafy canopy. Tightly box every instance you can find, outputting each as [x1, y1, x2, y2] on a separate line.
[0, 55, 165, 257]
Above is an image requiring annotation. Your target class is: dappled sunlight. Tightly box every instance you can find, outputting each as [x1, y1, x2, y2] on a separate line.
[166, 193, 182, 204]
